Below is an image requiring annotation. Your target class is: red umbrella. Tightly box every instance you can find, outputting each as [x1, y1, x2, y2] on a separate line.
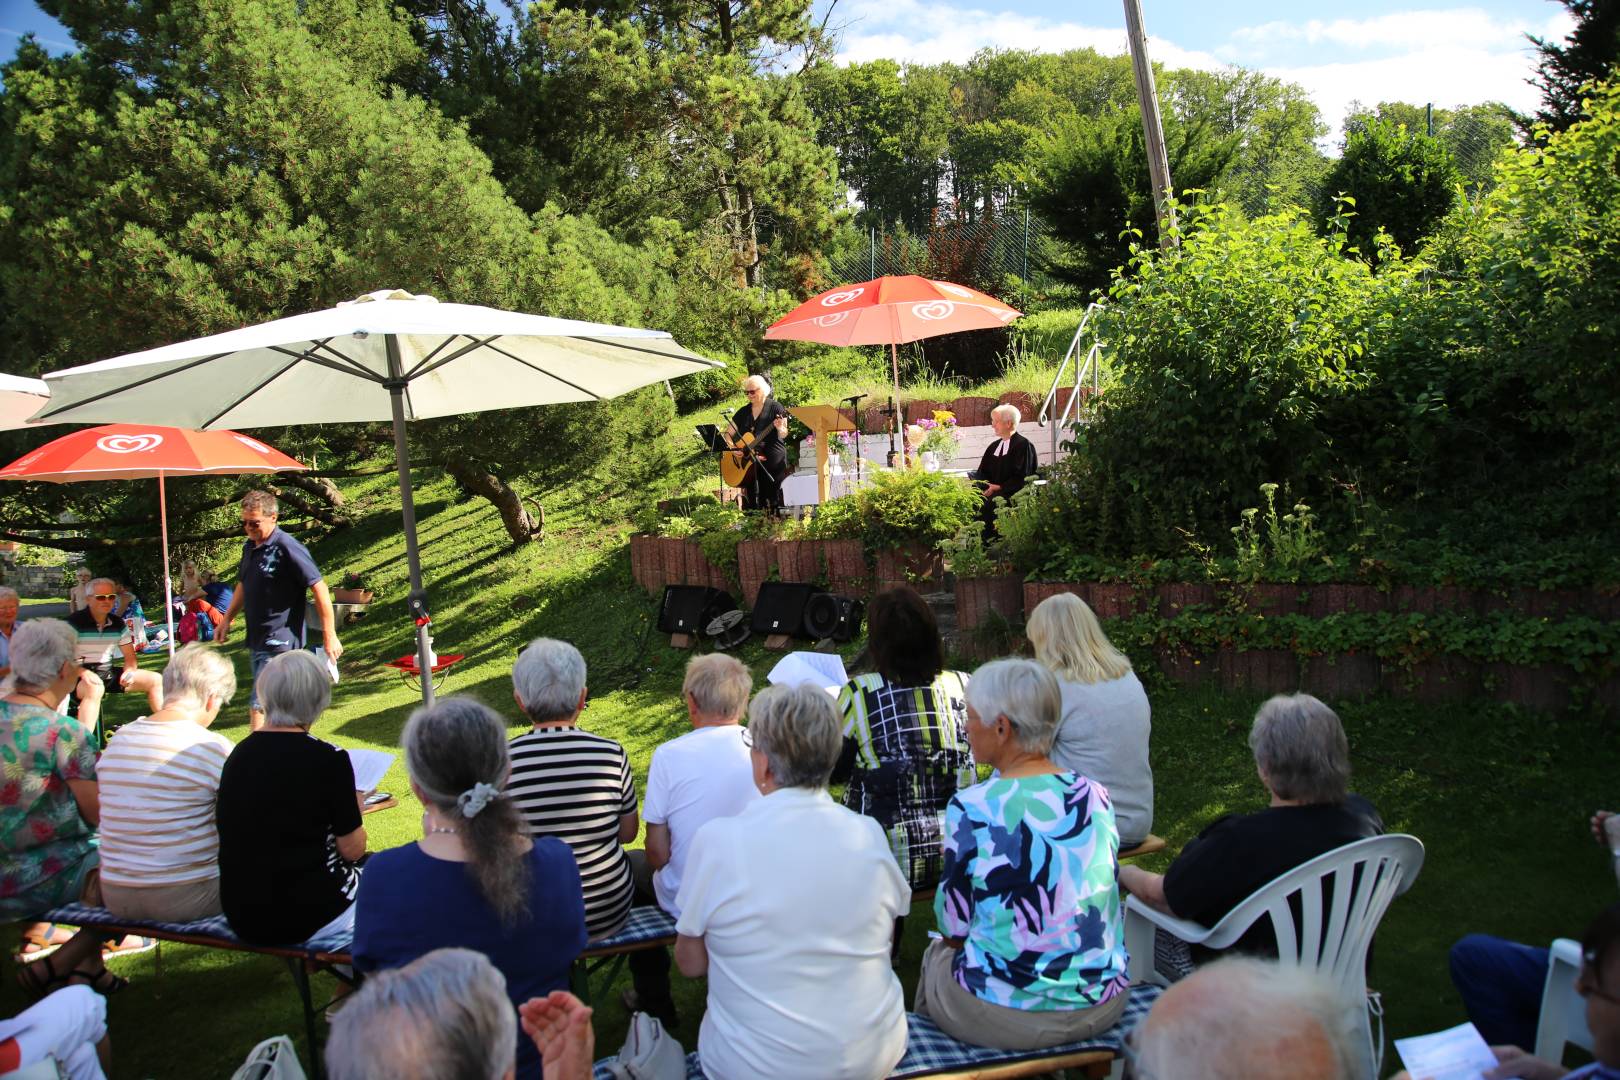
[0, 425, 307, 654]
[764, 275, 1022, 462]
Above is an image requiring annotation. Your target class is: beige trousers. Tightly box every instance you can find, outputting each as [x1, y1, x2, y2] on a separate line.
[101, 877, 221, 923]
[913, 938, 1129, 1051]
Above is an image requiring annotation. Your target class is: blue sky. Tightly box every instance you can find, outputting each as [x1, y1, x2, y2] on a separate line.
[2, 0, 1572, 133]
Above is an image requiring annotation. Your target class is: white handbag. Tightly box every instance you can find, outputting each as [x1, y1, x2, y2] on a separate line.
[229, 1035, 307, 1080]
[605, 1012, 686, 1080]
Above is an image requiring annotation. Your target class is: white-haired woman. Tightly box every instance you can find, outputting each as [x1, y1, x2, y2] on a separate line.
[506, 639, 638, 940]
[1027, 592, 1154, 846]
[2, 619, 126, 997]
[354, 697, 586, 1080]
[972, 404, 1038, 534]
[725, 374, 790, 511]
[216, 650, 365, 946]
[918, 658, 1130, 1051]
[675, 683, 909, 1080]
[98, 644, 238, 922]
[1120, 693, 1382, 966]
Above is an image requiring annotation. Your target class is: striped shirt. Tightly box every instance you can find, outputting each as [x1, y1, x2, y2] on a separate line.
[65, 608, 133, 677]
[508, 727, 637, 939]
[97, 716, 234, 887]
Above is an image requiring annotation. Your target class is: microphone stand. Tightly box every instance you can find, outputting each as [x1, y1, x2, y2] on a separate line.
[885, 393, 901, 468]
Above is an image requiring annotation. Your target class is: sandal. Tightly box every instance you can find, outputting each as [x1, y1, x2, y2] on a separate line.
[15, 923, 76, 963]
[15, 951, 70, 1001]
[101, 934, 156, 958]
[69, 965, 128, 997]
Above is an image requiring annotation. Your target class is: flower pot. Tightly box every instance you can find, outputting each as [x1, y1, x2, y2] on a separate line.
[333, 588, 373, 605]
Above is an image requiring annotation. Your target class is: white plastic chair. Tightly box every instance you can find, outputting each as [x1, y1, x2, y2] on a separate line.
[1123, 832, 1425, 1080]
[1533, 937, 1594, 1064]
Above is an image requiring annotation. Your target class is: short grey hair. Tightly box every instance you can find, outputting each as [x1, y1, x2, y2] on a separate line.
[747, 683, 841, 790]
[241, 490, 278, 516]
[88, 577, 117, 595]
[1134, 956, 1360, 1079]
[257, 650, 331, 729]
[743, 374, 772, 396]
[325, 948, 516, 1080]
[0, 587, 19, 606]
[964, 658, 1061, 756]
[513, 638, 586, 724]
[991, 403, 1021, 429]
[161, 643, 237, 707]
[1248, 694, 1350, 804]
[8, 619, 78, 691]
[683, 653, 751, 720]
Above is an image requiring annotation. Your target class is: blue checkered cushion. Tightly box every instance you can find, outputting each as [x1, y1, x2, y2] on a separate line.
[39, 902, 353, 956]
[592, 982, 1162, 1080]
[588, 905, 678, 950]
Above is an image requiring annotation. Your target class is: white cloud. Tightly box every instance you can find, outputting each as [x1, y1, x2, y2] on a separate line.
[1230, 8, 1537, 53]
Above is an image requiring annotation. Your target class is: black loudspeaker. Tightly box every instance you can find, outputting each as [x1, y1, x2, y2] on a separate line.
[802, 593, 864, 643]
[658, 586, 738, 634]
[750, 582, 818, 638]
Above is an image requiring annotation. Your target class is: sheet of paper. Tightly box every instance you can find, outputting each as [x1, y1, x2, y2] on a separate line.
[315, 646, 340, 684]
[767, 651, 849, 696]
[1394, 1022, 1499, 1080]
[347, 748, 395, 795]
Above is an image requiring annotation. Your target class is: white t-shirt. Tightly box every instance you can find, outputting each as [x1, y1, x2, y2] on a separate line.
[97, 716, 234, 887]
[675, 787, 910, 1080]
[642, 724, 759, 917]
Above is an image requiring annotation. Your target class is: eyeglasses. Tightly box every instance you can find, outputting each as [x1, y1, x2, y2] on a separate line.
[740, 726, 755, 748]
[90, 593, 119, 601]
[1580, 950, 1620, 1006]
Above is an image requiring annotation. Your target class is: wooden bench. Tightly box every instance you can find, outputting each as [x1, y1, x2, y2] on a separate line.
[589, 982, 1164, 1079]
[573, 905, 680, 1005]
[38, 901, 353, 1079]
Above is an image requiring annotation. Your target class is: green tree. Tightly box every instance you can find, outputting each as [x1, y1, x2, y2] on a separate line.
[1343, 100, 1518, 194]
[1169, 68, 1328, 215]
[1315, 119, 1459, 260]
[1525, 0, 1620, 134]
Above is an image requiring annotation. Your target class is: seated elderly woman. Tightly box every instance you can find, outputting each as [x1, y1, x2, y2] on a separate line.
[832, 586, 973, 891]
[918, 657, 1130, 1050]
[97, 644, 237, 922]
[1119, 693, 1383, 966]
[973, 403, 1039, 534]
[675, 683, 910, 1080]
[216, 650, 365, 947]
[1027, 592, 1154, 846]
[354, 697, 586, 1080]
[505, 639, 637, 941]
[3, 619, 124, 997]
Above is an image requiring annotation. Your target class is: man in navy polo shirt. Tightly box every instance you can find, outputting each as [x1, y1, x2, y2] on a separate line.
[219, 490, 342, 730]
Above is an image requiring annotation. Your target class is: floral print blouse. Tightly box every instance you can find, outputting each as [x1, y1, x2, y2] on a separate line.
[0, 701, 99, 917]
[935, 771, 1130, 1011]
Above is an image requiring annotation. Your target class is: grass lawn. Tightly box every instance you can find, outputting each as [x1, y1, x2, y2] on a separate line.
[0, 408, 1610, 1077]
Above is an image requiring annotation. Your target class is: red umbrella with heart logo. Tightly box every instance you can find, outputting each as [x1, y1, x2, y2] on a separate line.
[0, 425, 307, 654]
[764, 275, 1022, 463]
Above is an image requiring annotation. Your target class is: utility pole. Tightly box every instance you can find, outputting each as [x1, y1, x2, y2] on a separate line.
[1123, 0, 1178, 248]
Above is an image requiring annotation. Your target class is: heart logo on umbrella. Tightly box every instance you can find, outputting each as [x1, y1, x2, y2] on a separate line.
[934, 282, 974, 298]
[992, 308, 1019, 323]
[813, 313, 850, 328]
[96, 434, 164, 454]
[820, 287, 865, 308]
[233, 435, 272, 453]
[912, 301, 956, 321]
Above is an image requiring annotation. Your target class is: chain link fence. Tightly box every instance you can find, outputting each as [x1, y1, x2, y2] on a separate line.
[825, 211, 1061, 293]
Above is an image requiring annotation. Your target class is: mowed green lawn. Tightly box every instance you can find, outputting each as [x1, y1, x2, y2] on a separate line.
[1, 466, 1610, 1077]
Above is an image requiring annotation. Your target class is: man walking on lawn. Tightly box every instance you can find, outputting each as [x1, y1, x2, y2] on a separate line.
[219, 490, 342, 730]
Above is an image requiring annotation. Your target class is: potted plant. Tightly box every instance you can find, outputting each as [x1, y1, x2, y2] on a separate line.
[914, 410, 961, 471]
[333, 571, 374, 605]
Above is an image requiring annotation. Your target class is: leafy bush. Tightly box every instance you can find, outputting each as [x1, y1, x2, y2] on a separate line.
[807, 467, 978, 551]
[1314, 119, 1459, 259]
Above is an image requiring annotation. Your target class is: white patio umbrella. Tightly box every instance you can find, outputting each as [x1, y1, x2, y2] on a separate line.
[0, 374, 55, 430]
[33, 290, 726, 701]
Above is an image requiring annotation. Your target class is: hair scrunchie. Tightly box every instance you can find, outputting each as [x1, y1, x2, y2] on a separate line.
[457, 781, 499, 819]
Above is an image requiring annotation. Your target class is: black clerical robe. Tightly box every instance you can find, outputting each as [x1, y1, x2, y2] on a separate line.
[975, 432, 1038, 532]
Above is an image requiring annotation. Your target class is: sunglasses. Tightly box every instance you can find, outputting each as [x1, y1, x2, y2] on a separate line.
[90, 593, 119, 601]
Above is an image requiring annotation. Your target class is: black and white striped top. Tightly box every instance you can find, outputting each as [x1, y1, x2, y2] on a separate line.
[507, 727, 637, 938]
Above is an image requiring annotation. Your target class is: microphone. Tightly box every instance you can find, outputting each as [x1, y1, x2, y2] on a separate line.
[843, 392, 867, 404]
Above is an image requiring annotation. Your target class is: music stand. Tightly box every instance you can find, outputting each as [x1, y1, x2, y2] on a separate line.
[789, 405, 860, 504]
[695, 424, 728, 452]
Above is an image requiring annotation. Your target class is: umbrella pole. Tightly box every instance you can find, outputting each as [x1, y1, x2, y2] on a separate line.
[159, 472, 175, 657]
[890, 340, 907, 466]
[387, 337, 436, 706]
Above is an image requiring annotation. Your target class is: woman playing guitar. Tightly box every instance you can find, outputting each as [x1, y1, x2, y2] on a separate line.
[724, 374, 790, 511]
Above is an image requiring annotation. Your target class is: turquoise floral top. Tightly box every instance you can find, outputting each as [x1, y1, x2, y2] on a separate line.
[0, 701, 100, 918]
[935, 771, 1129, 1011]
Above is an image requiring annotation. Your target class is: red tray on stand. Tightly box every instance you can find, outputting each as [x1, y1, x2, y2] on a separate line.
[385, 652, 465, 693]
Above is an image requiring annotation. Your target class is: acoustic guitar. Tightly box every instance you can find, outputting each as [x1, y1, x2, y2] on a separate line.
[719, 428, 763, 488]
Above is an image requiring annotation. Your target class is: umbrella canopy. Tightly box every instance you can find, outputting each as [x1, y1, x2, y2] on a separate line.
[763, 275, 1021, 347]
[34, 289, 725, 702]
[0, 374, 52, 431]
[764, 276, 1022, 462]
[0, 425, 307, 655]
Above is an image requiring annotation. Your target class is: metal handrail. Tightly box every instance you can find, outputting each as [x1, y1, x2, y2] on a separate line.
[1037, 302, 1105, 458]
